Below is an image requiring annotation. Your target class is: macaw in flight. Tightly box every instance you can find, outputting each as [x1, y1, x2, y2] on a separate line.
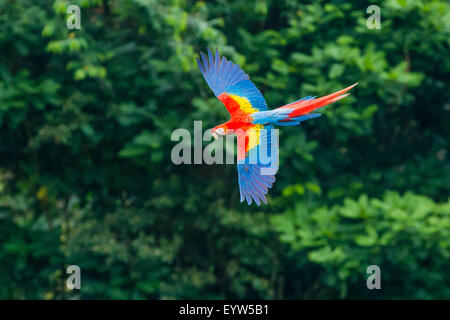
[197, 48, 357, 206]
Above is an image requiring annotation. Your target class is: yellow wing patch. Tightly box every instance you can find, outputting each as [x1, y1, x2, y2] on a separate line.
[228, 94, 258, 114]
[246, 125, 263, 153]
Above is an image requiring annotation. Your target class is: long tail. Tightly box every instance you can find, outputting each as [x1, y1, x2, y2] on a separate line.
[251, 83, 358, 126]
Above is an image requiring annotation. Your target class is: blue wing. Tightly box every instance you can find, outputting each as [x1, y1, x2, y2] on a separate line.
[237, 125, 278, 205]
[224, 80, 268, 111]
[197, 49, 268, 112]
[196, 48, 250, 97]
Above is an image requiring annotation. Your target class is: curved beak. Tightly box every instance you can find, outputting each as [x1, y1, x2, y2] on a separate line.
[212, 132, 219, 140]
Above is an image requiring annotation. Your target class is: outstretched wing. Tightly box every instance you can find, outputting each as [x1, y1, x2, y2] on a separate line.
[236, 125, 278, 205]
[197, 48, 268, 113]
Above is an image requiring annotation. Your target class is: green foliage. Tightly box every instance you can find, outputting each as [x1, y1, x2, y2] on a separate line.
[0, 0, 448, 299]
[271, 192, 450, 299]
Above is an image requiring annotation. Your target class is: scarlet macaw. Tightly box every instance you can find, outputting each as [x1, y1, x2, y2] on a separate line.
[197, 48, 357, 205]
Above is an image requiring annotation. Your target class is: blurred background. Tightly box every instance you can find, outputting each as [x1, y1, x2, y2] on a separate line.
[0, 0, 449, 299]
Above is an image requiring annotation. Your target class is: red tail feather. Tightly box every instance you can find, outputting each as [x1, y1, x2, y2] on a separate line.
[279, 83, 357, 118]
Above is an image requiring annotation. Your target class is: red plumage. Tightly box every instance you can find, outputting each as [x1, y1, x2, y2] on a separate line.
[278, 83, 358, 119]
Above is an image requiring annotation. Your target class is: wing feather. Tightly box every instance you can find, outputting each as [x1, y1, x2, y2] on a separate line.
[197, 49, 268, 113]
[197, 48, 249, 97]
[237, 125, 278, 205]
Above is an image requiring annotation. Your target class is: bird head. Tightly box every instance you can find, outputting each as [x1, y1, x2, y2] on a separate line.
[211, 125, 227, 140]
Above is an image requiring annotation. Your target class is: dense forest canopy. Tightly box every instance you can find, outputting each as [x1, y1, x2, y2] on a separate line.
[0, 0, 449, 299]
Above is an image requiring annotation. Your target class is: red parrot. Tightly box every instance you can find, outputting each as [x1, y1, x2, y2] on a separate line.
[197, 48, 357, 205]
